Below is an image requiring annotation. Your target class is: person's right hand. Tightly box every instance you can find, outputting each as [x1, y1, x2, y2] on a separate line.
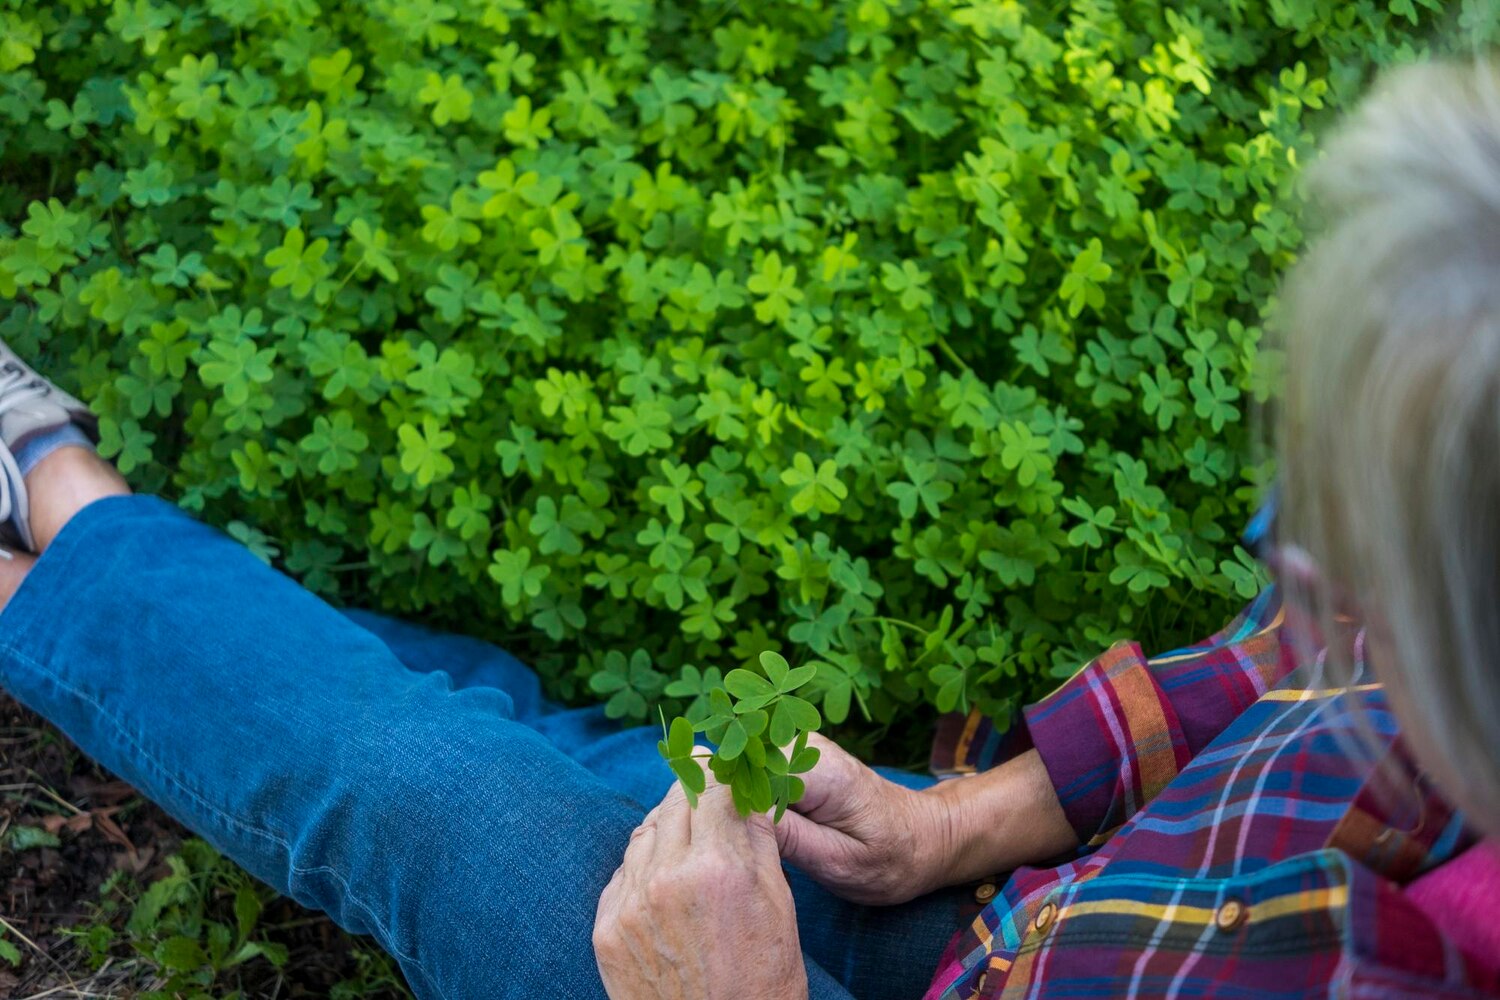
[593, 763, 808, 1000]
[772, 734, 958, 905]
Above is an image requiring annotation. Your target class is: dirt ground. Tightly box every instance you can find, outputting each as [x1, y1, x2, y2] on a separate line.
[0, 693, 410, 998]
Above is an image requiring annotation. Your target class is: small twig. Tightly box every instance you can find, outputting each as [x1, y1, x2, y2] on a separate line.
[0, 913, 92, 991]
[22, 773, 86, 816]
[16, 988, 68, 1000]
[0, 913, 42, 956]
[19, 986, 119, 1000]
[18, 987, 79, 1000]
[265, 916, 332, 931]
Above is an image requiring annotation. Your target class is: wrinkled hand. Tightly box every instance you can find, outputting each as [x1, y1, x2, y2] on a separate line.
[773, 734, 957, 905]
[593, 764, 808, 1000]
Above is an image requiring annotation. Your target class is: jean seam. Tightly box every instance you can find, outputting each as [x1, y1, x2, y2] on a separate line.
[0, 639, 450, 1000]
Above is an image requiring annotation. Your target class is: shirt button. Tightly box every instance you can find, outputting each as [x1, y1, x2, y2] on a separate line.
[1215, 899, 1247, 931]
[975, 882, 998, 903]
[1033, 901, 1058, 931]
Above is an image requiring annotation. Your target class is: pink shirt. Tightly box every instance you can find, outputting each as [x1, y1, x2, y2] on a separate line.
[1406, 840, 1500, 968]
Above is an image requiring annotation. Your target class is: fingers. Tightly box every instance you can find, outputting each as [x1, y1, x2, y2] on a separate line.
[690, 756, 744, 831]
[619, 803, 661, 873]
[653, 745, 720, 846]
[607, 801, 667, 918]
[597, 828, 636, 932]
[597, 855, 626, 922]
[681, 752, 784, 861]
[803, 732, 838, 752]
[774, 807, 843, 870]
[774, 806, 806, 861]
[653, 780, 693, 846]
[773, 806, 814, 869]
[742, 807, 782, 867]
[789, 732, 856, 818]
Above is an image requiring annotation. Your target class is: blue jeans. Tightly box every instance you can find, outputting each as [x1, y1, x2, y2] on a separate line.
[0, 496, 971, 999]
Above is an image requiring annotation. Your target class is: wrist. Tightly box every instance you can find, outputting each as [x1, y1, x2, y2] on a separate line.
[906, 781, 966, 897]
[916, 750, 1078, 890]
[921, 777, 985, 888]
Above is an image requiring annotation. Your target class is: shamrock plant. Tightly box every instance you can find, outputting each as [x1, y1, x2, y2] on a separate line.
[1, 0, 1482, 776]
[658, 651, 823, 819]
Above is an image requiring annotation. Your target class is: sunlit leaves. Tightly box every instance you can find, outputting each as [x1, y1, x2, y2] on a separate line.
[346, 219, 398, 281]
[197, 339, 276, 407]
[418, 72, 473, 126]
[881, 260, 933, 312]
[604, 400, 673, 455]
[164, 52, 222, 123]
[997, 422, 1051, 487]
[657, 715, 705, 805]
[264, 228, 331, 299]
[780, 452, 846, 517]
[97, 416, 156, 475]
[648, 460, 704, 523]
[300, 413, 368, 474]
[502, 95, 553, 148]
[420, 198, 481, 251]
[1059, 238, 1112, 317]
[7, 0, 1444, 808]
[397, 417, 455, 485]
[590, 649, 666, 721]
[307, 48, 363, 101]
[22, 199, 94, 254]
[746, 251, 802, 325]
[668, 649, 822, 817]
[488, 546, 550, 606]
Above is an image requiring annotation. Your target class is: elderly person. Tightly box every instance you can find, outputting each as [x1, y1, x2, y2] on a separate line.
[3, 57, 1499, 1000]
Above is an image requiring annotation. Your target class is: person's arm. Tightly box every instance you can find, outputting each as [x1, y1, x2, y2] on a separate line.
[778, 587, 1289, 903]
[927, 748, 1076, 885]
[983, 586, 1288, 847]
[774, 740, 1076, 904]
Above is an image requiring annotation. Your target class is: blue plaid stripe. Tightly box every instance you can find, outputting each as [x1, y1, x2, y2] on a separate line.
[923, 592, 1495, 999]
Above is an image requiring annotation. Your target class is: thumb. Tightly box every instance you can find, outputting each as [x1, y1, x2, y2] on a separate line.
[775, 806, 847, 869]
[788, 732, 861, 819]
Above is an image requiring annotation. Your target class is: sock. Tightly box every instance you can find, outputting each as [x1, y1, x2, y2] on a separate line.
[13, 423, 94, 477]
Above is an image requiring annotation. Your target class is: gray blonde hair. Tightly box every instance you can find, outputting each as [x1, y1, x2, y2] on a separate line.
[1279, 58, 1500, 836]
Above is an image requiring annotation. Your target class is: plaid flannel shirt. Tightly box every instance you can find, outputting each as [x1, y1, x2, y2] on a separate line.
[924, 587, 1500, 999]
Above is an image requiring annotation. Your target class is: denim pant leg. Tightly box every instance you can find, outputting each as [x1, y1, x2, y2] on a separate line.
[336, 609, 676, 811]
[0, 496, 964, 999]
[342, 611, 976, 1000]
[0, 496, 640, 998]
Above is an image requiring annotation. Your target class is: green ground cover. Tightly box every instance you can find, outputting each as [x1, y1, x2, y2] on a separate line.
[1, 0, 1489, 991]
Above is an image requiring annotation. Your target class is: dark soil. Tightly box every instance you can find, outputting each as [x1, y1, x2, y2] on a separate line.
[0, 693, 410, 998]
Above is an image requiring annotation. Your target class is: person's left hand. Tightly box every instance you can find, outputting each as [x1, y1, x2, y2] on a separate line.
[593, 767, 809, 1000]
[773, 733, 957, 905]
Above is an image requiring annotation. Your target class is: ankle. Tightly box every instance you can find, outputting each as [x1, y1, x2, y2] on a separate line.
[14, 423, 95, 477]
[0, 547, 35, 612]
[23, 445, 130, 553]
